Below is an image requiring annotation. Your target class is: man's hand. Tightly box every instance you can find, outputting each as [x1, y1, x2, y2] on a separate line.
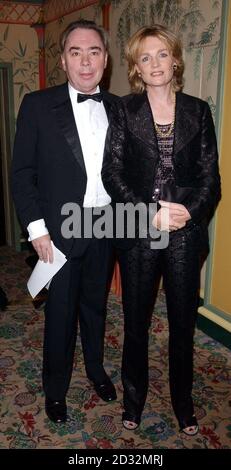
[32, 234, 53, 263]
[152, 200, 191, 232]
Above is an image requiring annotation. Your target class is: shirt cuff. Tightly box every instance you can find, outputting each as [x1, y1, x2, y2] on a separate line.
[27, 219, 49, 241]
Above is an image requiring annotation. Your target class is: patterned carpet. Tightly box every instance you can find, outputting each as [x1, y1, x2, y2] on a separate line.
[0, 245, 231, 450]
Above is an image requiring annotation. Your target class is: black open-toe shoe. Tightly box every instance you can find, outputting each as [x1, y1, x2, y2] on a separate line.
[122, 411, 141, 430]
[179, 415, 199, 436]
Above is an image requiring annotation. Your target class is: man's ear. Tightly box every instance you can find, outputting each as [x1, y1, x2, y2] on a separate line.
[104, 52, 108, 69]
[61, 55, 66, 72]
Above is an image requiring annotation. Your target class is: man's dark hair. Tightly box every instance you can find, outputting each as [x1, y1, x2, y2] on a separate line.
[59, 19, 109, 53]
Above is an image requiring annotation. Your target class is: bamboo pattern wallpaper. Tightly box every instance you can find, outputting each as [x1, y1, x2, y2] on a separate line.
[105, 0, 222, 113]
[0, 23, 39, 114]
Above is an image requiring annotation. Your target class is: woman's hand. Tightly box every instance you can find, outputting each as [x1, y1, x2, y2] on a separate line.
[152, 200, 191, 232]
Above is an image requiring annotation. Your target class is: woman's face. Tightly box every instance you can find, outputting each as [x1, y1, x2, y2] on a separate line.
[135, 35, 176, 90]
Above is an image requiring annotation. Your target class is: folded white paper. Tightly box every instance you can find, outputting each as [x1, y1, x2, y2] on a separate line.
[27, 242, 67, 299]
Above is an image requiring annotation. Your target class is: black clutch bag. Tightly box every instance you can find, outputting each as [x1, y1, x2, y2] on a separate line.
[159, 184, 194, 204]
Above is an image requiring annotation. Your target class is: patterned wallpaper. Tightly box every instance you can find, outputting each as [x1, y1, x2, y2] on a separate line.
[107, 0, 222, 114]
[0, 23, 39, 114]
[0, 1, 42, 116]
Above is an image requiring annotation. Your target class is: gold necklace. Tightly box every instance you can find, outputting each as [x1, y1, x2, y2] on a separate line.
[154, 93, 176, 138]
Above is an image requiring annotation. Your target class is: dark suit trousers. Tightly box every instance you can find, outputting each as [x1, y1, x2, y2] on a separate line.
[118, 224, 201, 424]
[43, 237, 112, 401]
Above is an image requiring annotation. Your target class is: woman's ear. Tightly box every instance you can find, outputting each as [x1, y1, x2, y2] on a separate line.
[135, 64, 142, 77]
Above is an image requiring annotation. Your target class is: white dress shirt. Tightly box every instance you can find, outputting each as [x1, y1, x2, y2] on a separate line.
[27, 83, 111, 241]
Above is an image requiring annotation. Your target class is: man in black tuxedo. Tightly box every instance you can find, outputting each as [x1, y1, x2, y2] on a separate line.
[12, 20, 117, 423]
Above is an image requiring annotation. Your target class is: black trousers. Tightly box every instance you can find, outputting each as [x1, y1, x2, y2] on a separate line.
[43, 237, 112, 401]
[118, 224, 201, 426]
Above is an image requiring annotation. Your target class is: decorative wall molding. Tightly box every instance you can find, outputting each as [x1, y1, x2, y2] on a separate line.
[43, 0, 98, 24]
[0, 1, 41, 25]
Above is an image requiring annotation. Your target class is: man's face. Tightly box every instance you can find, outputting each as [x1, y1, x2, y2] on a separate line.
[61, 28, 108, 93]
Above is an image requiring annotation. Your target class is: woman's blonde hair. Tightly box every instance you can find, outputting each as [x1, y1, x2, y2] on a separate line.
[125, 24, 184, 94]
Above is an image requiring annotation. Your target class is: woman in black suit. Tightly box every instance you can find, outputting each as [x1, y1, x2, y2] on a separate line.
[102, 24, 220, 434]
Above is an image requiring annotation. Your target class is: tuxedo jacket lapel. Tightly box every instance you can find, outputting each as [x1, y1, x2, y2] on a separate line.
[52, 85, 117, 175]
[52, 83, 86, 176]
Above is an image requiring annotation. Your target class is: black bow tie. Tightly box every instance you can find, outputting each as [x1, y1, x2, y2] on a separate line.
[77, 92, 102, 103]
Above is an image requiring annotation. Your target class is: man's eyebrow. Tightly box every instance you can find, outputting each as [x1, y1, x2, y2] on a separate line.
[68, 46, 103, 52]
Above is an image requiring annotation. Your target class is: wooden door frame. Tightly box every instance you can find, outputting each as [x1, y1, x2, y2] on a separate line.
[0, 62, 18, 249]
